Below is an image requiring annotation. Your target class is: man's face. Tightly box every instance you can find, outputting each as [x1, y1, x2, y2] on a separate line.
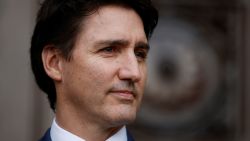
[58, 5, 148, 128]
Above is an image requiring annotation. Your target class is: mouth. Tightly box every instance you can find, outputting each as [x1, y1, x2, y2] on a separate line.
[109, 90, 136, 101]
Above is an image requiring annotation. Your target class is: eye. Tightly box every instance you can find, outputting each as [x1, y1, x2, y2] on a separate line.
[98, 46, 120, 57]
[135, 49, 148, 61]
[100, 46, 116, 53]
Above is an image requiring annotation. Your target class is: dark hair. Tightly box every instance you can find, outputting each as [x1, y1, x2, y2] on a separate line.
[30, 0, 158, 110]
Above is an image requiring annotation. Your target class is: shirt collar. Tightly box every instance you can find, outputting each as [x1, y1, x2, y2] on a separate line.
[50, 118, 127, 141]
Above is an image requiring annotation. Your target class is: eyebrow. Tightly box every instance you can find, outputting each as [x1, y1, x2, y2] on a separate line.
[94, 39, 129, 47]
[135, 41, 150, 50]
[94, 39, 149, 50]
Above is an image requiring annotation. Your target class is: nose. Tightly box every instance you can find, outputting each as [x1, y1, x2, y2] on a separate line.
[118, 52, 142, 82]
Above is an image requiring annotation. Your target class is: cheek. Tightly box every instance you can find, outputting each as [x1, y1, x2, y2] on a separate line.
[144, 65, 148, 80]
[83, 59, 118, 88]
[138, 66, 147, 102]
[140, 65, 147, 86]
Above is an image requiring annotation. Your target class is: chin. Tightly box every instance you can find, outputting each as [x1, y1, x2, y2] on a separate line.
[108, 109, 137, 127]
[103, 102, 139, 127]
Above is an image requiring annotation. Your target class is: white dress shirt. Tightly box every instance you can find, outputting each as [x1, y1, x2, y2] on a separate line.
[50, 119, 127, 141]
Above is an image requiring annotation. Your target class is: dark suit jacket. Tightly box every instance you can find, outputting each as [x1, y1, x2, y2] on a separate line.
[39, 128, 135, 141]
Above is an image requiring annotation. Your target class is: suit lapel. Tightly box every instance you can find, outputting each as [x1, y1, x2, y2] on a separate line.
[39, 128, 52, 141]
[126, 129, 135, 141]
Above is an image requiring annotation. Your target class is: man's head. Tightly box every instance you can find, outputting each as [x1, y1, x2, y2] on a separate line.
[30, 0, 158, 126]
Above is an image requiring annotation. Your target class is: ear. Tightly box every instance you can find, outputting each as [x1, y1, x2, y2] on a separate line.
[42, 45, 63, 81]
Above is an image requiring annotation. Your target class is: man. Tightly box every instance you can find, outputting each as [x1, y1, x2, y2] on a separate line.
[30, 0, 158, 140]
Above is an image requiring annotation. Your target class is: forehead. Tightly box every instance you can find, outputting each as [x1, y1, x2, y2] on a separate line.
[76, 5, 147, 43]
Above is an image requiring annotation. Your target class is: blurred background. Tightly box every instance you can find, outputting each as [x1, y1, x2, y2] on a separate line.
[1, 0, 250, 141]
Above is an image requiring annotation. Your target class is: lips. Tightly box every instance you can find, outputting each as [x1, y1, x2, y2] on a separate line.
[109, 90, 136, 101]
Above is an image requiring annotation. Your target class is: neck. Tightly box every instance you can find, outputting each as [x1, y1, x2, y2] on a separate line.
[55, 103, 122, 141]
